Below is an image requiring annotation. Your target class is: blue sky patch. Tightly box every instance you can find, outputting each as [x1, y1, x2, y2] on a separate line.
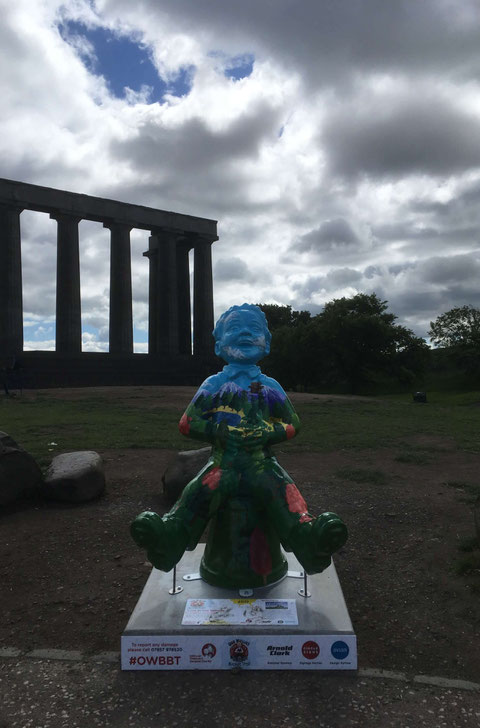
[209, 51, 255, 80]
[58, 21, 193, 102]
[225, 54, 254, 80]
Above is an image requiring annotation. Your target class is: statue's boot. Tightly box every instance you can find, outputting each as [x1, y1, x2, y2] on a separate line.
[130, 510, 190, 572]
[289, 511, 348, 574]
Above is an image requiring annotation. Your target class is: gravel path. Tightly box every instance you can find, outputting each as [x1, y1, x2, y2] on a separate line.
[1, 653, 479, 728]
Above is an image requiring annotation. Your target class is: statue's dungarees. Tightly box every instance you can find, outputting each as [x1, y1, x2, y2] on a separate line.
[168, 366, 314, 585]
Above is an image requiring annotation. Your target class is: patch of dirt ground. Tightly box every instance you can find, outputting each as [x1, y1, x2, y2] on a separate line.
[1, 388, 479, 682]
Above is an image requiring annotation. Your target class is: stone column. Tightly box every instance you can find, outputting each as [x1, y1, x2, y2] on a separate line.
[176, 241, 192, 355]
[52, 213, 82, 353]
[193, 236, 215, 357]
[0, 204, 24, 356]
[143, 238, 158, 355]
[144, 229, 181, 355]
[105, 222, 133, 354]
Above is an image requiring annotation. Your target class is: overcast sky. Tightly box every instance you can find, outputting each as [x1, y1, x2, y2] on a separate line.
[2, 0, 480, 352]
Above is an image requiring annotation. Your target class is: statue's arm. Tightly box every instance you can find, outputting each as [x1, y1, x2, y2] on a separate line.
[262, 379, 301, 445]
[178, 377, 228, 446]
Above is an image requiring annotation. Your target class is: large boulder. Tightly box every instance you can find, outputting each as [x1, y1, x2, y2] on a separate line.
[162, 447, 211, 503]
[0, 448, 43, 506]
[42, 451, 105, 503]
[0, 430, 43, 506]
[0, 431, 21, 450]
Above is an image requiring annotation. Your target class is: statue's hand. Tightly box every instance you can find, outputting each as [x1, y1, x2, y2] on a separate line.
[228, 424, 269, 451]
[130, 511, 189, 572]
[311, 512, 348, 556]
[130, 511, 164, 549]
[216, 420, 269, 452]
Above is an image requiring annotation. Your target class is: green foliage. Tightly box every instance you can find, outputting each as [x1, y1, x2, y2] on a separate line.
[429, 305, 480, 379]
[260, 293, 429, 393]
[429, 305, 480, 348]
[257, 303, 311, 330]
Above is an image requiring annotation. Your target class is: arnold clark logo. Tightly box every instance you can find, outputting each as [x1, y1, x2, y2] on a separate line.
[267, 644, 293, 656]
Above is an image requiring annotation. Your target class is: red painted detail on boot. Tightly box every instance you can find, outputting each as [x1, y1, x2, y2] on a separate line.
[286, 482, 308, 515]
[249, 527, 272, 577]
[202, 467, 222, 491]
[179, 413, 191, 435]
[299, 512, 313, 523]
[285, 424, 296, 440]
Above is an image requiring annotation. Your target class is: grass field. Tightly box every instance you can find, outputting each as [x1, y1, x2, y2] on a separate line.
[1, 388, 479, 466]
[298, 391, 480, 453]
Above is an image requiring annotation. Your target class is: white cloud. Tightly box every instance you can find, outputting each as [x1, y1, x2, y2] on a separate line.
[2, 0, 480, 353]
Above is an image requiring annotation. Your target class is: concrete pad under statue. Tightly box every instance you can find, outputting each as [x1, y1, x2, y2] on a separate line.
[122, 545, 357, 671]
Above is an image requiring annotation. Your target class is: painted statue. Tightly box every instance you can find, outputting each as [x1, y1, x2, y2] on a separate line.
[131, 304, 347, 588]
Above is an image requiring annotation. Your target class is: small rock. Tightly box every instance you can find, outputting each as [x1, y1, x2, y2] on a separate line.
[162, 447, 212, 503]
[42, 451, 105, 503]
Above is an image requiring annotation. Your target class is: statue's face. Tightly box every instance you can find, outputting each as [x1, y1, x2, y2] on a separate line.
[215, 309, 270, 364]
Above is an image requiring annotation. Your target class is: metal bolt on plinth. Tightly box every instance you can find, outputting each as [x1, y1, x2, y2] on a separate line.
[169, 565, 183, 595]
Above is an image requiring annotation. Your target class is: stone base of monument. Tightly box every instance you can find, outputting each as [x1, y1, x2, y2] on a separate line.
[122, 545, 356, 671]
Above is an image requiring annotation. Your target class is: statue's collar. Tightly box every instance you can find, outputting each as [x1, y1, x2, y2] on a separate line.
[222, 363, 262, 380]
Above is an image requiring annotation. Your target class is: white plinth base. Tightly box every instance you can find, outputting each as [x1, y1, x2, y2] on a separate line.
[122, 546, 356, 671]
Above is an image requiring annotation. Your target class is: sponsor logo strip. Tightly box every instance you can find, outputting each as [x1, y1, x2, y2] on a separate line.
[121, 635, 357, 670]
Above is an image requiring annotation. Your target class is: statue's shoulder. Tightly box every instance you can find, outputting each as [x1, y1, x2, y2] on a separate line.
[195, 370, 229, 395]
[259, 373, 286, 394]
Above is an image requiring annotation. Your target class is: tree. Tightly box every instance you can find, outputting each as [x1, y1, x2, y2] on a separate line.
[259, 294, 428, 393]
[389, 325, 431, 385]
[257, 304, 311, 331]
[429, 306, 480, 348]
[314, 293, 427, 393]
[429, 305, 480, 376]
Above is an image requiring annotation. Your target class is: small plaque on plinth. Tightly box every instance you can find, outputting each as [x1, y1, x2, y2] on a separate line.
[122, 546, 356, 671]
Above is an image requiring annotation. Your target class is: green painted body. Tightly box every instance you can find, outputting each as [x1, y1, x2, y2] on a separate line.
[131, 304, 348, 588]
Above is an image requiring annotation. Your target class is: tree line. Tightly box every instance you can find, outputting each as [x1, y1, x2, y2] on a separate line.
[256, 295, 480, 393]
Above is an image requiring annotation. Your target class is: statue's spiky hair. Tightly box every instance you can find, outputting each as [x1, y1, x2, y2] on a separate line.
[213, 303, 271, 344]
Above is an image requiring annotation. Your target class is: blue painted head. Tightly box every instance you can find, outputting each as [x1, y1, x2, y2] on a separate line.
[213, 304, 271, 365]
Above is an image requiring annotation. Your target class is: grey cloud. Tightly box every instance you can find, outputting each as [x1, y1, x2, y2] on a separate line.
[372, 223, 440, 243]
[388, 262, 416, 277]
[106, 104, 283, 219]
[327, 267, 363, 286]
[214, 256, 254, 282]
[289, 251, 480, 339]
[103, 0, 480, 91]
[292, 267, 362, 299]
[410, 182, 480, 246]
[412, 179, 480, 218]
[293, 218, 359, 254]
[364, 265, 382, 279]
[110, 102, 281, 173]
[323, 96, 480, 180]
[417, 253, 480, 285]
[291, 275, 325, 299]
